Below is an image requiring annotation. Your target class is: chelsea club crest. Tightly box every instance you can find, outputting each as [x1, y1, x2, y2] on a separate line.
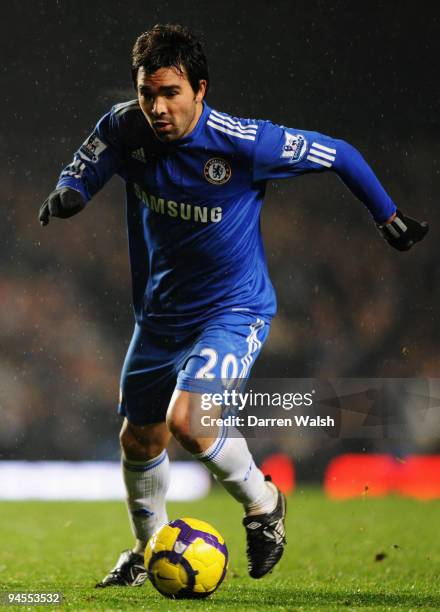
[204, 158, 232, 184]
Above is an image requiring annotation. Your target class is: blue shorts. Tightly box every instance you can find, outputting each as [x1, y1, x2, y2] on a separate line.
[118, 313, 271, 425]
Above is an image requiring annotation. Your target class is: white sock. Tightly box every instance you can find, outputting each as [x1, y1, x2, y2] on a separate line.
[193, 425, 277, 516]
[122, 449, 170, 554]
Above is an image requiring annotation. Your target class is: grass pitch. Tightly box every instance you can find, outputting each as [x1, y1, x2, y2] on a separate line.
[1, 487, 439, 611]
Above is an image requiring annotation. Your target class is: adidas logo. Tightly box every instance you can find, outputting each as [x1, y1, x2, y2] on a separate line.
[131, 148, 147, 163]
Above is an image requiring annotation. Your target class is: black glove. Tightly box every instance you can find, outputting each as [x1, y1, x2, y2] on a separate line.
[377, 210, 429, 251]
[39, 187, 86, 226]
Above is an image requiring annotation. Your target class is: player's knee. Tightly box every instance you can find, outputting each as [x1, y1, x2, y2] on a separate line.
[119, 420, 167, 460]
[119, 422, 138, 454]
[166, 393, 194, 445]
[167, 391, 214, 454]
[166, 405, 191, 442]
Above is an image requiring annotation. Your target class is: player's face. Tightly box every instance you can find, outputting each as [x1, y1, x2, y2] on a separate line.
[137, 66, 207, 142]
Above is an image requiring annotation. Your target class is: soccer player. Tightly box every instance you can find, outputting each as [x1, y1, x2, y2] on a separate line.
[39, 24, 428, 586]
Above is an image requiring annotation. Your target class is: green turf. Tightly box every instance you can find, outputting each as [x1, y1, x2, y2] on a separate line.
[0, 487, 439, 611]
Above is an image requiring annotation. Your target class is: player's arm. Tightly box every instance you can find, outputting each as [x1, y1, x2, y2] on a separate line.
[39, 110, 122, 226]
[252, 122, 428, 251]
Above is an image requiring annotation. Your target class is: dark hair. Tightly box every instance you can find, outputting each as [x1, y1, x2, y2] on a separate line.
[131, 24, 209, 95]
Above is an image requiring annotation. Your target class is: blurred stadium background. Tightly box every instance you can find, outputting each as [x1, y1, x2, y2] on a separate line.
[1, 1, 440, 496]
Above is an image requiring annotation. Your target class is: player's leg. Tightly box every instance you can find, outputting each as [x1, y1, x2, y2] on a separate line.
[167, 389, 277, 514]
[167, 389, 286, 579]
[96, 325, 177, 588]
[167, 314, 286, 578]
[97, 420, 171, 588]
[120, 419, 171, 555]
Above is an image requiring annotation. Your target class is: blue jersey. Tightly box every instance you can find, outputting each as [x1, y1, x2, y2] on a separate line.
[57, 100, 396, 332]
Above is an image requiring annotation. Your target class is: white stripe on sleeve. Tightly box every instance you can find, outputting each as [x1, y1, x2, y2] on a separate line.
[306, 155, 333, 168]
[311, 142, 336, 154]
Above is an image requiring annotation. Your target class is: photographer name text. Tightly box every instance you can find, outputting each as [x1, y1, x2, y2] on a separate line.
[200, 415, 335, 428]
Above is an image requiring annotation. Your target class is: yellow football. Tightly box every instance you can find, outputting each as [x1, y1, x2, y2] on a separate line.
[144, 517, 228, 598]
